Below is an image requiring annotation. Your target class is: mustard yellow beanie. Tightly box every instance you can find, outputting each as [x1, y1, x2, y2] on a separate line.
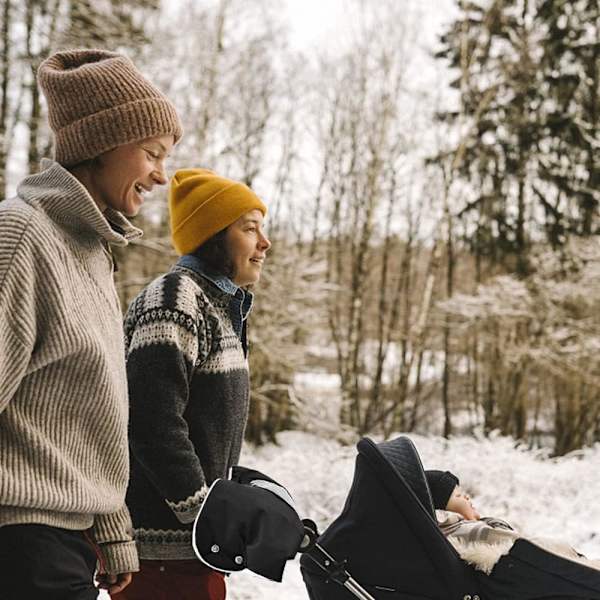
[169, 169, 267, 256]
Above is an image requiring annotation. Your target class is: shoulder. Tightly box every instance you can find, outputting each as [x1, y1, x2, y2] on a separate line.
[0, 197, 65, 257]
[125, 269, 217, 332]
[0, 198, 39, 248]
[0, 199, 47, 287]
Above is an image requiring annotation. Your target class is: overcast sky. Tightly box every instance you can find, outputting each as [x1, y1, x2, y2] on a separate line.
[284, 0, 457, 52]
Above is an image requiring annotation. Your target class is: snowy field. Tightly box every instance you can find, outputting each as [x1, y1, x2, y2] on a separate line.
[100, 431, 600, 599]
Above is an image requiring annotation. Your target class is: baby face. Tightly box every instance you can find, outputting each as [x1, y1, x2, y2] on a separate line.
[446, 486, 480, 520]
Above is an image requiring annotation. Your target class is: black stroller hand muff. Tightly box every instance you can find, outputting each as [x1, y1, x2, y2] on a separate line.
[192, 466, 305, 582]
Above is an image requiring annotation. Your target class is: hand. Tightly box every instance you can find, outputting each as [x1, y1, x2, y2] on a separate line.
[96, 571, 133, 595]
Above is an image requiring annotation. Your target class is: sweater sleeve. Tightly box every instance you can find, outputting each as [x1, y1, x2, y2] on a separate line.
[0, 212, 36, 414]
[125, 288, 211, 524]
[91, 504, 139, 574]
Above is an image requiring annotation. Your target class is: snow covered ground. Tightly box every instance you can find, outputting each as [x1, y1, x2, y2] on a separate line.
[100, 430, 600, 599]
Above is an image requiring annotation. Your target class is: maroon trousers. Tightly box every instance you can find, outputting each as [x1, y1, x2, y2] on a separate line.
[112, 559, 226, 600]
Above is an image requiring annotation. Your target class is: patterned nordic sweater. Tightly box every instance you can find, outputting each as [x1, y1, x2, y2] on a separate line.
[123, 264, 250, 559]
[0, 160, 141, 574]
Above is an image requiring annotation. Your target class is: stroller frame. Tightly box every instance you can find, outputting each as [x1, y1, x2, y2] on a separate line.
[299, 519, 376, 600]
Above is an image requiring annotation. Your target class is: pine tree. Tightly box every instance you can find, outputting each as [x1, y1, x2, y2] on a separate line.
[435, 0, 600, 268]
[535, 0, 600, 239]
[435, 0, 541, 275]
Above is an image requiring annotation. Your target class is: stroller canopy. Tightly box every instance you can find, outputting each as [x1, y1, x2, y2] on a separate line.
[301, 436, 600, 600]
[301, 436, 480, 599]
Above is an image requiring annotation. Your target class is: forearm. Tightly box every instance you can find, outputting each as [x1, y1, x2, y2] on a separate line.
[91, 504, 139, 574]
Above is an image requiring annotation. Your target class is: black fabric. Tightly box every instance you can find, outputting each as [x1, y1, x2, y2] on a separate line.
[301, 437, 480, 600]
[374, 438, 436, 518]
[193, 475, 304, 582]
[231, 465, 284, 488]
[477, 539, 600, 599]
[0, 524, 98, 600]
[425, 470, 459, 510]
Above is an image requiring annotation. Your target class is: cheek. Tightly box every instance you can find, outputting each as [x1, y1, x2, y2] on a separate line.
[109, 170, 132, 193]
[229, 235, 254, 262]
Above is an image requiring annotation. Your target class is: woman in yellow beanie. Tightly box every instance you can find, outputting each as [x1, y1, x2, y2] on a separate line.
[118, 169, 271, 599]
[0, 49, 182, 600]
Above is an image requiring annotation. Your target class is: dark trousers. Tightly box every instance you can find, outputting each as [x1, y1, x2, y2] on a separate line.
[111, 559, 226, 600]
[0, 523, 98, 600]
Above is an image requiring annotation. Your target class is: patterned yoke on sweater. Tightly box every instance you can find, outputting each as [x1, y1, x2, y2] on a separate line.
[123, 263, 251, 560]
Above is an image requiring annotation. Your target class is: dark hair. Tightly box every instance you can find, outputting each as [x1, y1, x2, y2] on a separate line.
[193, 228, 234, 278]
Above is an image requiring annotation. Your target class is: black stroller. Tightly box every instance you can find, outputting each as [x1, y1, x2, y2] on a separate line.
[300, 436, 600, 600]
[193, 436, 600, 599]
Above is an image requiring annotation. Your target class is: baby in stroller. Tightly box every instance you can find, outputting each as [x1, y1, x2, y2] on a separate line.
[426, 469, 600, 575]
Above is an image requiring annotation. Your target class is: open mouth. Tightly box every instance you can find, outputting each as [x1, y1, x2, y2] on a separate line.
[250, 258, 264, 266]
[134, 183, 150, 199]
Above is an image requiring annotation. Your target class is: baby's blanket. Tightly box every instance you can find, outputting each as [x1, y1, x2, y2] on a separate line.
[436, 510, 600, 576]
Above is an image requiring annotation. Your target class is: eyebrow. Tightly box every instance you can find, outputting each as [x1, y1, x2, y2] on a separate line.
[242, 218, 261, 225]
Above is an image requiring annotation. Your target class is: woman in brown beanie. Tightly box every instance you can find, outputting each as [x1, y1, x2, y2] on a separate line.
[118, 169, 271, 599]
[0, 48, 182, 600]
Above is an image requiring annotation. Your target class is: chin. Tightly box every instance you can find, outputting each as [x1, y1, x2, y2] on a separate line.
[121, 202, 142, 218]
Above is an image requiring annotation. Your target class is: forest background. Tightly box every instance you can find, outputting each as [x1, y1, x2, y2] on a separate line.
[1, 0, 599, 456]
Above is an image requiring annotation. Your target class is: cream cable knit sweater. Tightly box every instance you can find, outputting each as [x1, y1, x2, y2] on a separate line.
[0, 160, 141, 574]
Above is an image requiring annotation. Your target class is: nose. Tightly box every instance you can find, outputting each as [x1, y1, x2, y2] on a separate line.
[152, 161, 168, 186]
[259, 231, 271, 252]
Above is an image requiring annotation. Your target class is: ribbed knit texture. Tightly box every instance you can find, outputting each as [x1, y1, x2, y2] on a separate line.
[0, 160, 142, 574]
[37, 48, 182, 166]
[123, 266, 250, 559]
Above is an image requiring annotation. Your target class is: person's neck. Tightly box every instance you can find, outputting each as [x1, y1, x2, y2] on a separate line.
[68, 164, 107, 213]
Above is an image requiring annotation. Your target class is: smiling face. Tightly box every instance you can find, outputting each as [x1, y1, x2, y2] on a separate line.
[82, 134, 174, 217]
[446, 486, 481, 521]
[224, 209, 271, 287]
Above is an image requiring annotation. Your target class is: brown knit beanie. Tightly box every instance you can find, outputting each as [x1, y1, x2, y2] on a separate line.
[37, 48, 183, 167]
[169, 169, 267, 256]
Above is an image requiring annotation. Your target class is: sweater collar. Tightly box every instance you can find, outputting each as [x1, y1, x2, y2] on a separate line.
[16, 159, 142, 246]
[177, 254, 239, 296]
[176, 254, 254, 323]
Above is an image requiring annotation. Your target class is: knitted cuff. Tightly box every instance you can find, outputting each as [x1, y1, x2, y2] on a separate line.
[100, 540, 140, 574]
[166, 485, 209, 524]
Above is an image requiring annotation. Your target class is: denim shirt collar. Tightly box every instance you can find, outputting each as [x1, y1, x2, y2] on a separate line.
[176, 254, 253, 337]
